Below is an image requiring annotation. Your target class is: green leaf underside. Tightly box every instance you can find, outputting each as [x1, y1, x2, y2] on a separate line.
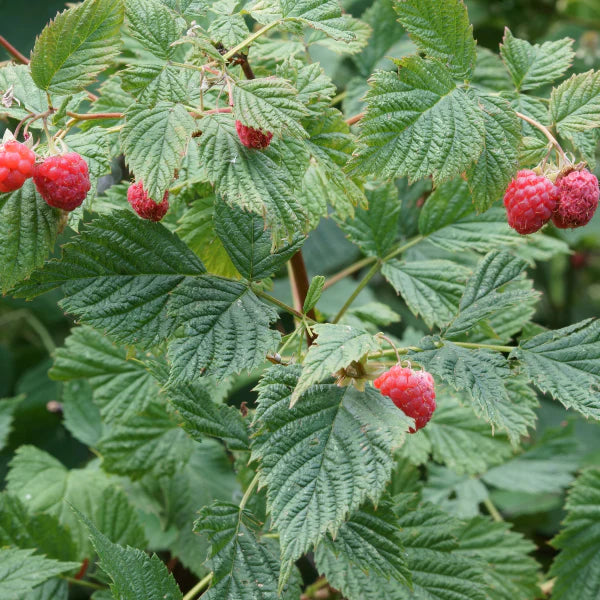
[280, 0, 356, 42]
[394, 0, 476, 79]
[30, 0, 124, 95]
[167, 276, 280, 382]
[252, 365, 411, 587]
[349, 56, 485, 184]
[500, 28, 574, 91]
[510, 319, 600, 420]
[550, 468, 600, 599]
[14, 211, 205, 349]
[125, 0, 180, 60]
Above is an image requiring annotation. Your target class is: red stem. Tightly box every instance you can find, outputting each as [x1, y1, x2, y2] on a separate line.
[0, 35, 29, 64]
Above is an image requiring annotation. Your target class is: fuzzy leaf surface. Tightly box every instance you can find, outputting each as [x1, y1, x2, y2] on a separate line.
[280, 0, 356, 42]
[125, 0, 180, 59]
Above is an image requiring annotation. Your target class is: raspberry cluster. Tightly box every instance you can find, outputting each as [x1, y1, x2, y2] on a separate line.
[235, 120, 273, 149]
[127, 181, 169, 221]
[551, 169, 599, 229]
[0, 140, 36, 193]
[373, 365, 436, 433]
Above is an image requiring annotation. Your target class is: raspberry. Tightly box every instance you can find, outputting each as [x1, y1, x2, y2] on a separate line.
[0, 140, 36, 193]
[551, 169, 599, 229]
[33, 152, 90, 211]
[373, 365, 436, 433]
[127, 181, 169, 221]
[235, 120, 273, 149]
[503, 170, 556, 234]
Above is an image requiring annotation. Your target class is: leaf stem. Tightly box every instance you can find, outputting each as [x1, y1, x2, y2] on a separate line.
[483, 497, 503, 522]
[222, 20, 281, 61]
[514, 111, 569, 164]
[61, 576, 106, 591]
[255, 289, 316, 324]
[289, 250, 317, 345]
[332, 260, 381, 323]
[323, 256, 376, 290]
[182, 573, 214, 600]
[451, 341, 515, 353]
[239, 473, 260, 512]
[0, 35, 29, 64]
[382, 235, 425, 262]
[345, 112, 364, 126]
[65, 111, 124, 120]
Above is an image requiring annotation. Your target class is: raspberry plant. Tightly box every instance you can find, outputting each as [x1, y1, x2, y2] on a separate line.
[0, 0, 600, 599]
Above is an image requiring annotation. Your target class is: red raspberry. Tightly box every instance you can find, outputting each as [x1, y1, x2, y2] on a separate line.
[127, 181, 169, 221]
[0, 140, 36, 193]
[235, 120, 273, 149]
[551, 169, 599, 229]
[503, 170, 556, 234]
[373, 365, 436, 433]
[33, 152, 90, 211]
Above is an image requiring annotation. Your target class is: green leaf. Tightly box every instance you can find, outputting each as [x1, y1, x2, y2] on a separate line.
[466, 93, 520, 212]
[394, 0, 476, 79]
[550, 70, 600, 137]
[208, 13, 249, 47]
[314, 499, 411, 598]
[252, 365, 411, 586]
[303, 275, 325, 313]
[30, 0, 124, 95]
[97, 401, 193, 479]
[65, 130, 111, 180]
[51, 326, 160, 424]
[499, 28, 574, 91]
[445, 251, 536, 338]
[95, 486, 147, 548]
[233, 77, 308, 138]
[292, 323, 380, 404]
[471, 47, 513, 93]
[195, 114, 308, 242]
[166, 380, 250, 450]
[0, 180, 61, 293]
[6, 446, 112, 558]
[419, 179, 521, 252]
[382, 259, 470, 329]
[280, 0, 356, 42]
[0, 493, 77, 562]
[550, 467, 600, 600]
[0, 548, 78, 597]
[125, 0, 180, 59]
[457, 516, 541, 600]
[121, 102, 195, 201]
[21, 578, 68, 600]
[213, 201, 304, 281]
[15, 211, 205, 349]
[510, 319, 600, 420]
[0, 396, 22, 451]
[61, 380, 104, 446]
[349, 57, 484, 184]
[195, 502, 301, 599]
[77, 509, 183, 600]
[0, 65, 54, 123]
[167, 276, 280, 382]
[337, 182, 400, 258]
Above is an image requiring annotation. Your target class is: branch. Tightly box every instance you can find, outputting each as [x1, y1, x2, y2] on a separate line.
[0, 35, 29, 64]
[345, 112, 364, 126]
[289, 250, 317, 345]
[66, 111, 123, 120]
[222, 20, 281, 60]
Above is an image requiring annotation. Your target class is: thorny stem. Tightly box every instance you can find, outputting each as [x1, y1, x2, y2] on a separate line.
[289, 251, 318, 344]
[483, 497, 503, 522]
[182, 573, 214, 600]
[0, 35, 29, 64]
[222, 20, 281, 60]
[514, 111, 570, 165]
[61, 576, 106, 591]
[333, 260, 381, 323]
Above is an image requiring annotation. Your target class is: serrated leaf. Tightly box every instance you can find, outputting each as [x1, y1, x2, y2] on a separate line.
[195, 114, 308, 242]
[61, 380, 104, 447]
[30, 0, 124, 95]
[77, 509, 183, 600]
[280, 0, 356, 42]
[6, 446, 112, 558]
[550, 467, 600, 600]
[550, 70, 600, 137]
[467, 93, 520, 212]
[510, 319, 600, 420]
[0, 65, 53, 123]
[0, 548, 78, 597]
[382, 259, 470, 329]
[303, 275, 325, 313]
[213, 201, 304, 281]
[445, 251, 536, 338]
[472, 47, 513, 93]
[21, 578, 68, 600]
[121, 102, 195, 201]
[0, 180, 61, 293]
[208, 13, 249, 47]
[14, 211, 205, 349]
[500, 29, 574, 92]
[95, 486, 147, 548]
[233, 77, 308, 138]
[167, 276, 280, 382]
[65, 129, 111, 179]
[0, 396, 22, 451]
[51, 326, 160, 424]
[306, 15, 371, 55]
[349, 57, 484, 184]
[292, 324, 380, 404]
[251, 365, 411, 586]
[337, 182, 400, 258]
[126, 0, 180, 59]
[457, 516, 541, 600]
[97, 401, 193, 479]
[195, 502, 301, 599]
[395, 0, 476, 79]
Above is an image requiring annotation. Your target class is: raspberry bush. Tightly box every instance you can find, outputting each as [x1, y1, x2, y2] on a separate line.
[0, 0, 599, 599]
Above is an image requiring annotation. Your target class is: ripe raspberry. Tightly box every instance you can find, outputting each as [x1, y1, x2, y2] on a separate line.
[33, 152, 90, 211]
[503, 170, 556, 235]
[551, 169, 599, 229]
[127, 181, 169, 221]
[0, 140, 36, 193]
[235, 120, 273, 149]
[373, 365, 436, 433]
